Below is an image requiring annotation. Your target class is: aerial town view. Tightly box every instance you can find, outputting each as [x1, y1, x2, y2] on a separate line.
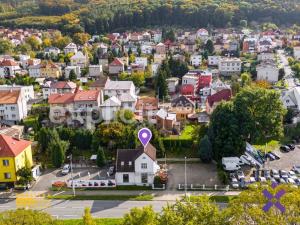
[0, 0, 299, 224]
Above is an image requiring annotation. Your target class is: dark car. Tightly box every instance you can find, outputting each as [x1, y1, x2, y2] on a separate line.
[270, 152, 280, 160]
[287, 144, 295, 150]
[280, 145, 290, 152]
[262, 169, 271, 180]
[266, 153, 275, 161]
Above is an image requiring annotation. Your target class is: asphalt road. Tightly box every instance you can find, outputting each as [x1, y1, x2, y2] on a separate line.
[0, 199, 227, 219]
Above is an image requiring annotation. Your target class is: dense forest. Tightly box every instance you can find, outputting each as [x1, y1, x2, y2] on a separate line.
[0, 0, 300, 34]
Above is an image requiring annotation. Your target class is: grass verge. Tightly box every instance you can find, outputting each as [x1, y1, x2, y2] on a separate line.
[48, 194, 153, 201]
[61, 218, 121, 225]
[186, 195, 237, 203]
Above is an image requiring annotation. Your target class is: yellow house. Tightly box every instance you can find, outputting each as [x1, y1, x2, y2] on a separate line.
[0, 134, 33, 187]
[40, 61, 61, 78]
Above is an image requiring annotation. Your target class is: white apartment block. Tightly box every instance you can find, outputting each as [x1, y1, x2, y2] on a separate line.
[294, 46, 300, 60]
[135, 57, 148, 68]
[0, 85, 34, 102]
[218, 57, 241, 76]
[256, 61, 279, 83]
[208, 56, 220, 66]
[190, 54, 202, 67]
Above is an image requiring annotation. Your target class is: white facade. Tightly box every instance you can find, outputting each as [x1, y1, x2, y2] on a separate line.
[294, 47, 300, 60]
[70, 51, 88, 68]
[257, 53, 275, 62]
[89, 65, 103, 77]
[182, 74, 198, 86]
[28, 65, 41, 78]
[218, 57, 241, 76]
[256, 63, 279, 83]
[141, 44, 154, 54]
[166, 77, 179, 93]
[135, 57, 148, 68]
[101, 96, 121, 121]
[0, 85, 34, 102]
[151, 63, 160, 77]
[115, 152, 160, 186]
[65, 66, 81, 79]
[281, 87, 300, 110]
[64, 43, 78, 54]
[208, 56, 220, 66]
[190, 54, 202, 67]
[104, 80, 136, 98]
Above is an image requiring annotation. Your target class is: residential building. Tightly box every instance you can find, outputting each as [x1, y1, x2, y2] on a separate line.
[156, 108, 176, 131]
[65, 66, 81, 79]
[153, 54, 166, 64]
[115, 144, 160, 186]
[88, 76, 108, 91]
[218, 57, 241, 76]
[242, 38, 257, 53]
[64, 43, 77, 54]
[28, 64, 41, 78]
[257, 53, 275, 62]
[182, 73, 199, 86]
[104, 80, 136, 99]
[171, 95, 195, 121]
[44, 47, 61, 56]
[208, 56, 220, 66]
[109, 58, 125, 75]
[70, 51, 88, 69]
[89, 65, 103, 78]
[0, 85, 34, 102]
[206, 89, 231, 114]
[155, 43, 166, 54]
[0, 59, 21, 78]
[196, 28, 209, 40]
[281, 87, 300, 110]
[166, 77, 180, 94]
[135, 97, 158, 124]
[42, 81, 77, 99]
[294, 46, 300, 60]
[190, 54, 202, 67]
[100, 96, 121, 121]
[40, 61, 61, 78]
[48, 90, 102, 127]
[0, 90, 28, 124]
[135, 57, 148, 68]
[256, 60, 279, 83]
[0, 134, 33, 187]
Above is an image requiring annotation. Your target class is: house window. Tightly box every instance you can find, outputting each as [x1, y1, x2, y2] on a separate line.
[141, 163, 147, 169]
[286, 100, 290, 103]
[12, 114, 16, 118]
[123, 174, 129, 183]
[11, 106, 15, 111]
[4, 172, 11, 179]
[3, 160, 9, 166]
[141, 173, 148, 183]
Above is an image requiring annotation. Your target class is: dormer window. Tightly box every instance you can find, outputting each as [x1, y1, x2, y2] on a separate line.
[128, 161, 132, 166]
[121, 161, 124, 166]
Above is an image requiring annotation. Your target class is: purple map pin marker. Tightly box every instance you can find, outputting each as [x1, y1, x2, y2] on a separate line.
[138, 128, 152, 147]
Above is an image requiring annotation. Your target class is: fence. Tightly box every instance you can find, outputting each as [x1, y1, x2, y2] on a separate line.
[178, 184, 230, 191]
[152, 184, 166, 190]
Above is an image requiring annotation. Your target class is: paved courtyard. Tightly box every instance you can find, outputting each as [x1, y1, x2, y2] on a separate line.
[167, 163, 221, 190]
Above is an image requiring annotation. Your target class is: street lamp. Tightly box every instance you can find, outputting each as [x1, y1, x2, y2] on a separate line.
[184, 156, 187, 196]
[67, 154, 75, 196]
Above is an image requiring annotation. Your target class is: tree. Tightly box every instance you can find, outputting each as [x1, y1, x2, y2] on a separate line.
[234, 87, 286, 143]
[205, 39, 214, 55]
[116, 109, 134, 123]
[0, 39, 13, 54]
[69, 69, 77, 81]
[48, 138, 69, 168]
[96, 122, 125, 148]
[25, 36, 41, 51]
[122, 206, 157, 225]
[240, 20, 248, 28]
[240, 72, 251, 87]
[37, 128, 59, 153]
[208, 102, 245, 161]
[73, 32, 91, 45]
[96, 146, 106, 167]
[0, 209, 54, 225]
[198, 135, 213, 163]
[82, 207, 96, 225]
[131, 71, 145, 87]
[155, 70, 168, 100]
[284, 108, 295, 124]
[16, 167, 33, 186]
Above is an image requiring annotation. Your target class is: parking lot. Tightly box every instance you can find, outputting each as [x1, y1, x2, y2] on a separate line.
[32, 166, 113, 191]
[167, 163, 221, 190]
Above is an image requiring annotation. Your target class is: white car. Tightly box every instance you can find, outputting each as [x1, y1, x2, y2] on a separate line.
[240, 155, 252, 166]
[259, 177, 267, 183]
[236, 170, 245, 180]
[279, 178, 287, 184]
[61, 164, 70, 175]
[271, 169, 280, 179]
[280, 170, 289, 179]
[249, 177, 256, 183]
[287, 178, 296, 184]
[231, 178, 239, 188]
[288, 171, 298, 180]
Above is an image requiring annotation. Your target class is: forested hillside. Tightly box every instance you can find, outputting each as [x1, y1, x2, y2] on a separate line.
[0, 0, 300, 34]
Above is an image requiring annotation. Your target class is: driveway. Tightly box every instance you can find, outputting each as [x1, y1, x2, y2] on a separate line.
[167, 163, 221, 190]
[32, 166, 112, 191]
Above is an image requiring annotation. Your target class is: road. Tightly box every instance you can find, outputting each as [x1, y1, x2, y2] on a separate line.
[0, 199, 227, 219]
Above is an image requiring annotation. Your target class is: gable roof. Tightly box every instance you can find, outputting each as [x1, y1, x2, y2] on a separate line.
[73, 90, 100, 102]
[207, 89, 232, 107]
[51, 81, 77, 89]
[0, 134, 31, 157]
[48, 93, 75, 104]
[171, 95, 195, 108]
[0, 90, 20, 104]
[71, 51, 86, 60]
[116, 143, 156, 172]
[101, 96, 121, 107]
[104, 80, 134, 90]
[135, 97, 158, 111]
[198, 75, 212, 89]
[110, 58, 124, 66]
[0, 59, 18, 67]
[89, 76, 108, 88]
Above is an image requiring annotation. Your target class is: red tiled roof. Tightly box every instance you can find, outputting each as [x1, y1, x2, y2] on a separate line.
[180, 84, 194, 95]
[48, 93, 75, 104]
[52, 81, 76, 89]
[198, 75, 212, 89]
[110, 58, 124, 66]
[0, 134, 31, 157]
[74, 90, 100, 102]
[135, 97, 158, 111]
[0, 90, 20, 104]
[0, 59, 18, 67]
[207, 89, 231, 107]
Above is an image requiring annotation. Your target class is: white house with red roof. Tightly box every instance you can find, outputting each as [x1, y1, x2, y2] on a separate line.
[196, 28, 209, 40]
[109, 58, 124, 75]
[0, 59, 21, 78]
[206, 89, 232, 114]
[42, 81, 77, 99]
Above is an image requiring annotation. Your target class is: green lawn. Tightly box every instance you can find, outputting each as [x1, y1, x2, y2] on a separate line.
[253, 140, 280, 153]
[165, 125, 197, 140]
[48, 194, 153, 201]
[187, 195, 237, 203]
[61, 218, 121, 225]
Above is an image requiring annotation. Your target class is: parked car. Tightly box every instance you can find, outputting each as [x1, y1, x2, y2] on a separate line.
[293, 165, 300, 174]
[271, 152, 280, 160]
[249, 177, 256, 183]
[231, 178, 239, 188]
[61, 164, 70, 175]
[279, 178, 287, 184]
[270, 177, 277, 184]
[236, 170, 245, 180]
[240, 155, 252, 166]
[280, 145, 290, 152]
[262, 170, 271, 180]
[271, 169, 280, 179]
[266, 153, 275, 161]
[108, 166, 115, 176]
[259, 177, 267, 183]
[288, 171, 298, 179]
[287, 178, 296, 184]
[279, 170, 289, 179]
[287, 144, 295, 150]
